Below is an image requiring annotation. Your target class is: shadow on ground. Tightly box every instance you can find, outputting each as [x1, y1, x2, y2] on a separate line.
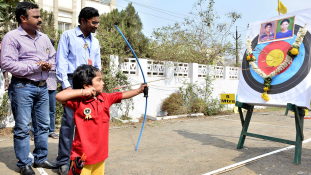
[174, 129, 311, 174]
[0, 142, 59, 174]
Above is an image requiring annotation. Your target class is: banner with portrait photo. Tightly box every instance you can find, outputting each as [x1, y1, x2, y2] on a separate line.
[237, 8, 311, 108]
[259, 16, 295, 43]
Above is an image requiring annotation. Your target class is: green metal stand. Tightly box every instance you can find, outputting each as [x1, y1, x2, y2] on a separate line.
[235, 101, 305, 164]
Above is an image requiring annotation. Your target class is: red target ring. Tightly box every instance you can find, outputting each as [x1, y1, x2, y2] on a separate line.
[257, 41, 292, 75]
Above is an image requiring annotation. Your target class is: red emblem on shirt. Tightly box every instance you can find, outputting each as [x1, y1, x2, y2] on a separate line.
[83, 108, 92, 120]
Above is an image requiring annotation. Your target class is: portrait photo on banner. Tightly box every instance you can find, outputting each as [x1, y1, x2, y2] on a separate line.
[258, 16, 295, 43]
[259, 21, 276, 43]
[275, 16, 295, 39]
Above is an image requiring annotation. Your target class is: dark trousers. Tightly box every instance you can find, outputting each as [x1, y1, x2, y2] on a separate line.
[56, 77, 75, 167]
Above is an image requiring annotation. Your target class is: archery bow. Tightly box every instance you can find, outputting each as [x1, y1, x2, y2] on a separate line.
[115, 25, 148, 151]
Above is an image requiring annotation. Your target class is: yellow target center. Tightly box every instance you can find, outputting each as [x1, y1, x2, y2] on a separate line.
[266, 49, 284, 67]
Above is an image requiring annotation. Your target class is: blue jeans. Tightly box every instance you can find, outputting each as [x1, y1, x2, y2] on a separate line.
[31, 90, 57, 134]
[56, 77, 75, 167]
[9, 80, 50, 168]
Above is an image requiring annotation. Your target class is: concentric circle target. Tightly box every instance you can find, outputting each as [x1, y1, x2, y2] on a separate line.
[242, 25, 311, 94]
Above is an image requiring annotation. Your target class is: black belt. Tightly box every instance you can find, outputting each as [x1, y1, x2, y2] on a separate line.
[12, 77, 46, 87]
[67, 74, 73, 78]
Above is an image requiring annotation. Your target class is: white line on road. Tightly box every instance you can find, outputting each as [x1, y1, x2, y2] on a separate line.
[202, 137, 311, 175]
[37, 168, 48, 175]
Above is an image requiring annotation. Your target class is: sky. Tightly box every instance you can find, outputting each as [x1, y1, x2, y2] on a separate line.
[116, 0, 311, 42]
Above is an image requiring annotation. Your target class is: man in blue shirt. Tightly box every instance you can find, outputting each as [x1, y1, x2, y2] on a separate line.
[276, 19, 293, 39]
[56, 7, 101, 175]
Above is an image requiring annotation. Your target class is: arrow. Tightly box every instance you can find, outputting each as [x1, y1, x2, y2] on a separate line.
[113, 78, 169, 90]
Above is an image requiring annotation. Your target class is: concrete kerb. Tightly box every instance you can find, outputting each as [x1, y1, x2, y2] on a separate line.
[146, 113, 204, 121]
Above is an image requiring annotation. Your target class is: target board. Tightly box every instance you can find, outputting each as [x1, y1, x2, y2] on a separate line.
[237, 9, 311, 108]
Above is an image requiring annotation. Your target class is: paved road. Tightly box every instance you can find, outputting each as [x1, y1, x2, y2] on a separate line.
[1, 110, 311, 175]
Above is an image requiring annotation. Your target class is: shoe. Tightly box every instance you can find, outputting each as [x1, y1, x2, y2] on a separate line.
[49, 133, 59, 139]
[33, 160, 57, 169]
[59, 164, 70, 175]
[20, 165, 35, 175]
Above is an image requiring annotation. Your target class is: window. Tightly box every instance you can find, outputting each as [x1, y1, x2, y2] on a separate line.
[99, 0, 110, 5]
[58, 22, 71, 32]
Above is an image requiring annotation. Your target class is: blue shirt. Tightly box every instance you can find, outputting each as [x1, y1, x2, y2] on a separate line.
[56, 26, 101, 89]
[275, 30, 293, 39]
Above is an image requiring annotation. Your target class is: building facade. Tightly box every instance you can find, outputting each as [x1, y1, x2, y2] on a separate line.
[34, 0, 116, 32]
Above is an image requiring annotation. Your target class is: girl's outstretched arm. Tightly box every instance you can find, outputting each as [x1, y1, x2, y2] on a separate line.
[122, 84, 149, 99]
[56, 87, 96, 104]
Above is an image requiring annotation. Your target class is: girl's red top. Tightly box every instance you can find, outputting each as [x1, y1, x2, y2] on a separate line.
[65, 92, 123, 164]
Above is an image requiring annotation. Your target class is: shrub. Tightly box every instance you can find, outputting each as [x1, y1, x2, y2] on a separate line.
[0, 92, 11, 122]
[204, 99, 225, 116]
[191, 98, 205, 113]
[161, 92, 185, 116]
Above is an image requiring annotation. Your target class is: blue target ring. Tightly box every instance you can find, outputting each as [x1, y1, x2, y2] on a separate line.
[242, 25, 311, 94]
[250, 35, 305, 85]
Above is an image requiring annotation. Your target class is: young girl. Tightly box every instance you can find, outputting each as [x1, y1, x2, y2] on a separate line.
[55, 64, 148, 175]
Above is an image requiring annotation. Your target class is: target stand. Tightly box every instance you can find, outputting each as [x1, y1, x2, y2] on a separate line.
[235, 101, 305, 164]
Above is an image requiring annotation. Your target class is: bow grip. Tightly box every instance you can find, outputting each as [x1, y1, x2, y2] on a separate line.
[143, 83, 148, 98]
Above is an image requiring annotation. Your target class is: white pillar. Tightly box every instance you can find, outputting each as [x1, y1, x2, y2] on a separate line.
[207, 65, 214, 77]
[137, 58, 148, 80]
[189, 63, 198, 83]
[165, 61, 175, 79]
[224, 66, 231, 79]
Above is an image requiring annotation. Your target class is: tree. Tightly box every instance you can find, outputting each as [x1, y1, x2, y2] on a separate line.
[0, 0, 35, 40]
[38, 9, 60, 50]
[97, 3, 152, 61]
[96, 3, 153, 118]
[151, 0, 242, 65]
[96, 2, 153, 92]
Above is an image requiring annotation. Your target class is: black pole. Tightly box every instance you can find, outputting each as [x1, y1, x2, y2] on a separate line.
[233, 26, 241, 65]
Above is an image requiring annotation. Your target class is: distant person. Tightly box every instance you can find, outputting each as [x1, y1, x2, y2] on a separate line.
[276, 19, 293, 39]
[260, 23, 274, 42]
[55, 64, 149, 175]
[31, 38, 58, 141]
[56, 7, 101, 175]
[0, 42, 8, 90]
[1, 2, 57, 175]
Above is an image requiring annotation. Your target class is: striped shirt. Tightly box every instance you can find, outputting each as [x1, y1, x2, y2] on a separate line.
[46, 70, 57, 90]
[0, 26, 56, 81]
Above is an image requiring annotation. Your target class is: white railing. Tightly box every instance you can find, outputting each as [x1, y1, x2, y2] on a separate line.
[120, 58, 137, 75]
[147, 60, 165, 77]
[198, 64, 208, 78]
[116, 57, 239, 79]
[228, 67, 239, 79]
[174, 62, 188, 77]
[214, 66, 224, 79]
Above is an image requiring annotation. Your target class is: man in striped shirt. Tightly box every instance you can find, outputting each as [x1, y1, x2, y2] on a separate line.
[1, 2, 57, 175]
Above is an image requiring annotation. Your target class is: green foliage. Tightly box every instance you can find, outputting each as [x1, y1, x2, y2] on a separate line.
[161, 92, 185, 116]
[151, 0, 242, 65]
[96, 3, 153, 59]
[162, 76, 224, 116]
[95, 3, 154, 118]
[0, 92, 11, 122]
[38, 9, 61, 50]
[0, 0, 35, 40]
[204, 99, 224, 116]
[191, 98, 205, 113]
[179, 81, 200, 113]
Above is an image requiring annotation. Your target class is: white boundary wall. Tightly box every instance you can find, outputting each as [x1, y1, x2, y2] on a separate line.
[0, 56, 240, 127]
[110, 56, 240, 119]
